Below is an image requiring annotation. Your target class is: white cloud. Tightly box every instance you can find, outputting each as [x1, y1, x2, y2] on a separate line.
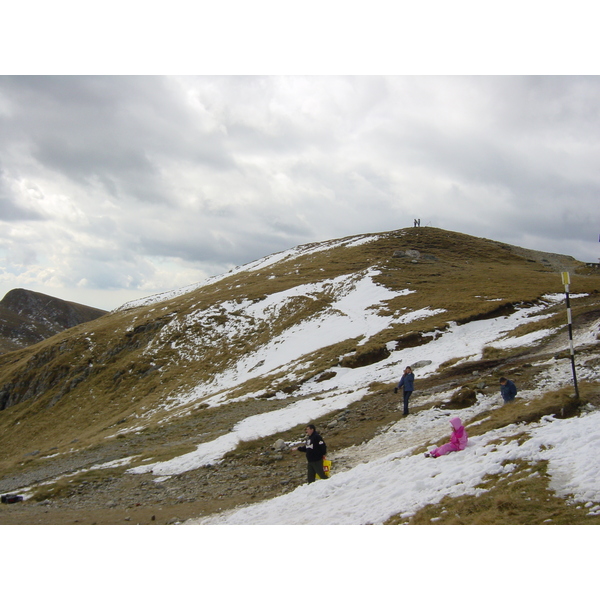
[1, 75, 599, 309]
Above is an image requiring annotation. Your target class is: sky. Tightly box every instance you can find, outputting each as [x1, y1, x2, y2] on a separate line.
[1, 5, 599, 313]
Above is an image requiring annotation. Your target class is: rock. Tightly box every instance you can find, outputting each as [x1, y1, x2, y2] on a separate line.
[340, 344, 391, 368]
[448, 386, 478, 408]
[272, 439, 286, 451]
[327, 420, 338, 429]
[315, 371, 337, 383]
[411, 360, 433, 369]
[106, 500, 118, 508]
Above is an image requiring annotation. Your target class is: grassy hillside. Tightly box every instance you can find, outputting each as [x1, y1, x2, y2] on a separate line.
[1, 226, 599, 525]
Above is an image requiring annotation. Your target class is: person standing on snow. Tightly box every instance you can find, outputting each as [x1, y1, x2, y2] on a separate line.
[425, 417, 468, 458]
[291, 424, 329, 484]
[395, 366, 414, 416]
[499, 377, 517, 403]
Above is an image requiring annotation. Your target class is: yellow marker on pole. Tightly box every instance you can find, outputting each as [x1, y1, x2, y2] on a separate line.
[561, 272, 570, 286]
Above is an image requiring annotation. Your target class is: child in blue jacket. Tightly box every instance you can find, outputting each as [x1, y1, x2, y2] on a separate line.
[499, 377, 517, 403]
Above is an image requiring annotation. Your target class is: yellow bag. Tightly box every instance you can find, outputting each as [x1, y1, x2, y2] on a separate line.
[316, 457, 332, 480]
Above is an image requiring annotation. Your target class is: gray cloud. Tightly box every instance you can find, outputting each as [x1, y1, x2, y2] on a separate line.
[1, 75, 599, 309]
[1, 76, 236, 206]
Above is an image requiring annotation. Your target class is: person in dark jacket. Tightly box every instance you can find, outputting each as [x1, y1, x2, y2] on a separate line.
[395, 366, 415, 415]
[292, 424, 328, 483]
[499, 377, 517, 403]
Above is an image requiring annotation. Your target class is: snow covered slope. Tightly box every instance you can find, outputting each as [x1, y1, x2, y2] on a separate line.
[191, 402, 600, 525]
[130, 294, 593, 477]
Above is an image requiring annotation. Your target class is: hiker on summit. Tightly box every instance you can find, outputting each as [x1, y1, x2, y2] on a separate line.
[425, 417, 468, 458]
[291, 424, 329, 484]
[395, 366, 414, 416]
[499, 377, 518, 403]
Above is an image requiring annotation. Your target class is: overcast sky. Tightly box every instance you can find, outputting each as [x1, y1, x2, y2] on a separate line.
[1, 74, 599, 310]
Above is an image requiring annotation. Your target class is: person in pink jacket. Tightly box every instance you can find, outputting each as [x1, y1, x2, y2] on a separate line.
[426, 417, 468, 457]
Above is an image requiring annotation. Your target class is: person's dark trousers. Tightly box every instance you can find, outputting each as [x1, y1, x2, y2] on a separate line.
[307, 460, 329, 483]
[403, 390, 412, 415]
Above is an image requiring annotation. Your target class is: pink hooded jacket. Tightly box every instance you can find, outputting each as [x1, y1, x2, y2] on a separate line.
[430, 417, 468, 457]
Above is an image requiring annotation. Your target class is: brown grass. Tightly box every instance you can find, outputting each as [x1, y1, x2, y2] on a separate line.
[386, 458, 600, 525]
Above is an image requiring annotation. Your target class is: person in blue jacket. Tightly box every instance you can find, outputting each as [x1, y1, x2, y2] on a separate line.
[395, 366, 415, 416]
[499, 377, 517, 403]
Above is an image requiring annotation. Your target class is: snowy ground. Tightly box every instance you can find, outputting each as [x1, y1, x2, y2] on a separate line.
[129, 295, 597, 479]
[172, 299, 599, 525]
[172, 300, 598, 526]
[187, 400, 600, 525]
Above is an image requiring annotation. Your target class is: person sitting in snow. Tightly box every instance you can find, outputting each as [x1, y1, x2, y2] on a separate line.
[291, 424, 329, 484]
[499, 377, 517, 403]
[395, 366, 414, 416]
[425, 417, 468, 458]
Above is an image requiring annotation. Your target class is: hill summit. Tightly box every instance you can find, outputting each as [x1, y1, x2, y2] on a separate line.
[0, 227, 599, 525]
